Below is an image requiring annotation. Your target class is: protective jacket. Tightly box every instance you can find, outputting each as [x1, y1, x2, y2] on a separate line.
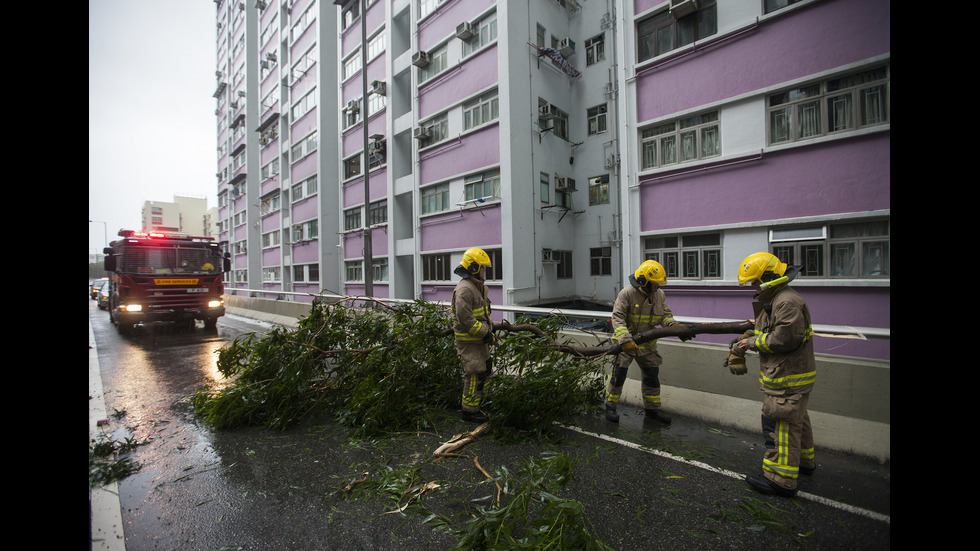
[611, 281, 676, 354]
[452, 276, 491, 344]
[751, 284, 816, 397]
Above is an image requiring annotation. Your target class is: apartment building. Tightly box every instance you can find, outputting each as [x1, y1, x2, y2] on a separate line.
[141, 195, 215, 237]
[213, 0, 889, 360]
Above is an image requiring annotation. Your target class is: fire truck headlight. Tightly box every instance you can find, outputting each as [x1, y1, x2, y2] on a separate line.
[122, 304, 142, 312]
[208, 300, 223, 308]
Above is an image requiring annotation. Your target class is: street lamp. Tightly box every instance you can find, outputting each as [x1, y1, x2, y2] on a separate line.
[90, 219, 106, 255]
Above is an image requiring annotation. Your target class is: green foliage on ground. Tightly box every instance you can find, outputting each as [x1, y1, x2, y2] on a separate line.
[191, 298, 606, 439]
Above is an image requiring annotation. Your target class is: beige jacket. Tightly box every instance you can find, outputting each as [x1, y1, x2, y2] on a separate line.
[611, 284, 676, 353]
[751, 284, 816, 397]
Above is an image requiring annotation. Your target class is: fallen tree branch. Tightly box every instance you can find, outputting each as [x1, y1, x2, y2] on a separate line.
[473, 455, 502, 507]
[432, 422, 489, 461]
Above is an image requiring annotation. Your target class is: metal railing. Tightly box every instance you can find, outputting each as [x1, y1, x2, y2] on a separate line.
[224, 287, 889, 341]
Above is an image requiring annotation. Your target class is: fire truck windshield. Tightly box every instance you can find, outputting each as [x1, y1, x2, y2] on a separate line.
[117, 245, 223, 275]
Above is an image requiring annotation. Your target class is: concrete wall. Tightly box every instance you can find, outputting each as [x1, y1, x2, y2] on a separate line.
[222, 294, 890, 462]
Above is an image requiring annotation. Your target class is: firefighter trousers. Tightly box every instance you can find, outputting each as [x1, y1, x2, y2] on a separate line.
[760, 393, 815, 490]
[604, 351, 664, 411]
[457, 342, 491, 414]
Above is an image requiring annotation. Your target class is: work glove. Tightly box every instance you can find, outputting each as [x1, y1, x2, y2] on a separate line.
[670, 322, 695, 342]
[621, 340, 638, 352]
[724, 349, 747, 375]
[483, 332, 495, 345]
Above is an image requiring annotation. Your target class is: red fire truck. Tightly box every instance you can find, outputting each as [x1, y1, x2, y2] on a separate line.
[103, 230, 231, 334]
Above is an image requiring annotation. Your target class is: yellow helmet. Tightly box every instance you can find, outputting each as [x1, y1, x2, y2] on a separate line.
[738, 252, 787, 285]
[634, 260, 666, 286]
[459, 247, 492, 275]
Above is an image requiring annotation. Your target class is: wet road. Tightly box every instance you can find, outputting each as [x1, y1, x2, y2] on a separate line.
[89, 298, 890, 550]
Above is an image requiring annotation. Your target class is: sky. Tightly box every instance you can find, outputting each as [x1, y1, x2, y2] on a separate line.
[89, 0, 217, 256]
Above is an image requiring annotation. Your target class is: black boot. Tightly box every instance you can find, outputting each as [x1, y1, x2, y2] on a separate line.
[461, 410, 489, 423]
[645, 408, 671, 424]
[605, 404, 620, 422]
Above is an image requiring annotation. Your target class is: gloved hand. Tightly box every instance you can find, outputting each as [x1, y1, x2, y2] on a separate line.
[483, 332, 495, 345]
[621, 340, 638, 352]
[724, 350, 747, 375]
[670, 322, 694, 342]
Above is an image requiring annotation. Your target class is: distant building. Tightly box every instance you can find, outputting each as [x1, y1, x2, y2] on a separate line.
[213, 0, 889, 360]
[142, 196, 213, 237]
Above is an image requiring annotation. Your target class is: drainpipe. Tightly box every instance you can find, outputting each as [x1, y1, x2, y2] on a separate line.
[361, 0, 373, 297]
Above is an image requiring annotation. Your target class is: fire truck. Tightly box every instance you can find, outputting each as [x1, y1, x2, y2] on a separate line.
[103, 230, 231, 334]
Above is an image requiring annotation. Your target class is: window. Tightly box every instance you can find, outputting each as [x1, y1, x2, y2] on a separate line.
[292, 175, 317, 202]
[418, 113, 449, 148]
[344, 207, 361, 231]
[344, 98, 362, 129]
[590, 247, 612, 276]
[422, 253, 452, 281]
[588, 174, 610, 205]
[770, 220, 889, 278]
[585, 33, 605, 65]
[345, 260, 363, 282]
[368, 199, 387, 226]
[556, 250, 573, 279]
[292, 219, 318, 242]
[369, 140, 386, 169]
[418, 46, 448, 83]
[262, 266, 281, 283]
[292, 88, 317, 121]
[644, 233, 721, 279]
[262, 230, 280, 249]
[587, 104, 607, 135]
[344, 155, 361, 179]
[341, 1, 359, 31]
[765, 0, 805, 14]
[372, 258, 389, 282]
[291, 3, 315, 42]
[342, 50, 361, 81]
[641, 111, 719, 169]
[261, 193, 280, 215]
[292, 46, 317, 81]
[419, 0, 438, 20]
[637, 0, 717, 63]
[540, 172, 550, 204]
[484, 249, 503, 281]
[261, 157, 279, 180]
[421, 182, 449, 214]
[464, 170, 501, 202]
[768, 66, 889, 145]
[293, 263, 318, 283]
[368, 31, 386, 60]
[463, 91, 499, 130]
[291, 131, 317, 163]
[462, 13, 497, 57]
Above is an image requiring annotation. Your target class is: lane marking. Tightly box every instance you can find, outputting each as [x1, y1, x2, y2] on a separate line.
[558, 423, 890, 525]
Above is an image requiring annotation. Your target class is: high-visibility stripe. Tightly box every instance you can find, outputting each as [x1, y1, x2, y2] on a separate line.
[754, 326, 813, 354]
[762, 419, 799, 480]
[759, 370, 816, 391]
[462, 373, 481, 407]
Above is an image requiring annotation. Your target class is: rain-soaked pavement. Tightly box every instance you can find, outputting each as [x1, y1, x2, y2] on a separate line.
[89, 298, 890, 551]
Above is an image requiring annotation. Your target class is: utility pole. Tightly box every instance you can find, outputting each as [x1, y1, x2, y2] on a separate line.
[360, 0, 373, 297]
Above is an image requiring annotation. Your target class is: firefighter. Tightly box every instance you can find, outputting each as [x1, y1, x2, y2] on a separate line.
[604, 260, 689, 424]
[452, 248, 494, 423]
[734, 252, 816, 497]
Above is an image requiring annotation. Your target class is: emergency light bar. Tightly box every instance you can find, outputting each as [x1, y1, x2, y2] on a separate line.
[117, 229, 214, 241]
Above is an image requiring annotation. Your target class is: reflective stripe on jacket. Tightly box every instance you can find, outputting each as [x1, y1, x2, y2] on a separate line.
[752, 284, 816, 396]
[452, 277, 491, 343]
[611, 284, 675, 351]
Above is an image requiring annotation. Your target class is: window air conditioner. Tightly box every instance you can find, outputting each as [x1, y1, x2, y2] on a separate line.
[456, 21, 474, 40]
[371, 80, 386, 96]
[558, 37, 575, 57]
[255, 0, 268, 9]
[542, 249, 555, 263]
[261, 60, 269, 69]
[412, 51, 430, 68]
[266, 52, 277, 62]
[538, 103, 555, 120]
[346, 99, 360, 112]
[413, 126, 432, 139]
[555, 176, 576, 191]
[368, 141, 385, 152]
[670, 0, 697, 18]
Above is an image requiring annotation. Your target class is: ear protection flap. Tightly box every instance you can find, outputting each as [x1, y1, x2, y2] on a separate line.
[467, 260, 480, 274]
[635, 273, 647, 286]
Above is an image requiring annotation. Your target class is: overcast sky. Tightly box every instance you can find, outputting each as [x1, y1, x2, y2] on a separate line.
[89, 0, 217, 256]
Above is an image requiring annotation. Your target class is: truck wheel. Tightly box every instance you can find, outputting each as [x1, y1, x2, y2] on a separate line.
[204, 317, 217, 329]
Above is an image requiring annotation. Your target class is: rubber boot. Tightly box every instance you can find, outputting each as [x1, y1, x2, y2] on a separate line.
[461, 410, 489, 423]
[645, 408, 671, 424]
[605, 404, 620, 422]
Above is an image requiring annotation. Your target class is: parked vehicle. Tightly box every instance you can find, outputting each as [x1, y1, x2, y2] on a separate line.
[98, 281, 110, 310]
[90, 278, 108, 300]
